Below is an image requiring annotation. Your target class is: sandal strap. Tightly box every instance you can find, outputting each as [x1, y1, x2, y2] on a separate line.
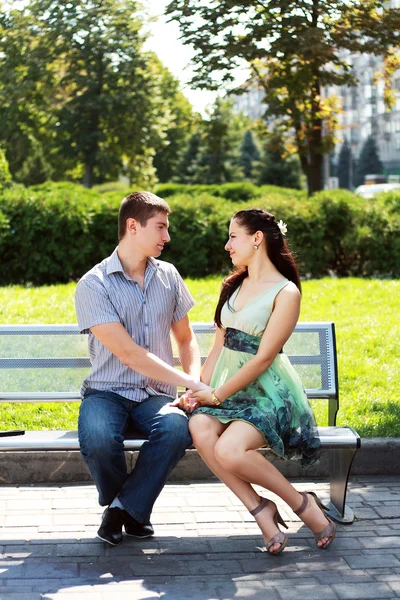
[294, 491, 309, 517]
[265, 531, 287, 551]
[249, 497, 269, 517]
[315, 519, 336, 545]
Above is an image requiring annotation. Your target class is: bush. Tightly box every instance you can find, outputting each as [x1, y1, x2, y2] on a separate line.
[0, 182, 120, 285]
[0, 148, 11, 188]
[92, 182, 131, 195]
[355, 191, 400, 277]
[163, 194, 241, 277]
[1, 181, 400, 284]
[155, 182, 262, 202]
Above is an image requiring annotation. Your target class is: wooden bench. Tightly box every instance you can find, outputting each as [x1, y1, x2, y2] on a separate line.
[0, 322, 360, 523]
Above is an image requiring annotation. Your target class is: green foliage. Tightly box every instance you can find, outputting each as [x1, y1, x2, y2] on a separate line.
[0, 182, 120, 284]
[174, 132, 202, 183]
[355, 191, 400, 277]
[313, 189, 365, 276]
[257, 131, 302, 190]
[155, 182, 261, 202]
[152, 66, 195, 182]
[162, 194, 236, 277]
[1, 182, 400, 284]
[0, 7, 56, 180]
[0, 148, 11, 187]
[0, 2, 193, 188]
[167, 0, 400, 194]
[355, 135, 384, 187]
[14, 138, 53, 186]
[92, 182, 131, 195]
[239, 131, 260, 179]
[212, 182, 262, 202]
[181, 98, 246, 184]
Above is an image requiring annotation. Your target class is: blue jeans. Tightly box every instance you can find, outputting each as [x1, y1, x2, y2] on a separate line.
[78, 389, 192, 523]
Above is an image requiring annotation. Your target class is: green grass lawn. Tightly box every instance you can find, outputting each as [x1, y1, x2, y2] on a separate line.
[0, 278, 399, 437]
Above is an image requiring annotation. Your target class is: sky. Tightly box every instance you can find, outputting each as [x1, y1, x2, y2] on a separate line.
[143, 0, 249, 116]
[143, 0, 219, 115]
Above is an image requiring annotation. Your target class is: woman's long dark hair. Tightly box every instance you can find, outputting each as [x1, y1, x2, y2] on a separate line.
[214, 209, 301, 327]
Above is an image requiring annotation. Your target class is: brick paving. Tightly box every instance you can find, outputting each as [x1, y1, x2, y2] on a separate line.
[0, 476, 400, 599]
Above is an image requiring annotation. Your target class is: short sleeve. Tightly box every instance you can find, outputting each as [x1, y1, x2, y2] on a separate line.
[74, 276, 120, 333]
[172, 268, 195, 323]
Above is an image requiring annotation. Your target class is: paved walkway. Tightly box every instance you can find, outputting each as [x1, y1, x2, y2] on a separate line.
[0, 476, 399, 600]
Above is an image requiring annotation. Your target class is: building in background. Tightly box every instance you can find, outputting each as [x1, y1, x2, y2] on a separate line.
[232, 56, 400, 189]
[231, 87, 266, 121]
[329, 51, 400, 187]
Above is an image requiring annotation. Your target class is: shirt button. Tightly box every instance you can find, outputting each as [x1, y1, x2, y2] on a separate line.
[143, 300, 146, 305]
[145, 323, 149, 327]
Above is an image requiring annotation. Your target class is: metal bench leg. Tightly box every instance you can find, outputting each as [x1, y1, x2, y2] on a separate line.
[325, 448, 358, 524]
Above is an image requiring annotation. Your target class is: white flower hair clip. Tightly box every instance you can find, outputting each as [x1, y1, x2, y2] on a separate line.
[277, 220, 287, 236]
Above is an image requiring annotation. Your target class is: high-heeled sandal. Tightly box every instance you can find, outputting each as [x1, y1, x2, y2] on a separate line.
[249, 497, 289, 556]
[294, 491, 336, 549]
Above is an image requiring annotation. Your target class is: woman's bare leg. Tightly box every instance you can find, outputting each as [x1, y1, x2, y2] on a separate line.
[213, 421, 332, 548]
[189, 414, 261, 508]
[190, 414, 287, 552]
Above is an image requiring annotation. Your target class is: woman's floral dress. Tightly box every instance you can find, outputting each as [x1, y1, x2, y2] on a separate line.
[193, 279, 320, 466]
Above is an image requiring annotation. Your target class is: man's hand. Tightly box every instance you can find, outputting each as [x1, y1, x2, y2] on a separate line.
[170, 389, 201, 414]
[189, 388, 216, 407]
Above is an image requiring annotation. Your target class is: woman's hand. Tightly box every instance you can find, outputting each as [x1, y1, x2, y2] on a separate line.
[189, 387, 216, 407]
[170, 390, 201, 414]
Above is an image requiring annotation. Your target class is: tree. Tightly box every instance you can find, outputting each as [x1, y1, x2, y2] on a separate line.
[189, 98, 245, 184]
[239, 131, 260, 180]
[258, 131, 301, 189]
[0, 2, 193, 187]
[0, 6, 57, 181]
[338, 138, 352, 190]
[166, 0, 400, 195]
[152, 63, 195, 183]
[354, 135, 383, 187]
[174, 131, 202, 183]
[14, 137, 54, 186]
[29, 0, 161, 188]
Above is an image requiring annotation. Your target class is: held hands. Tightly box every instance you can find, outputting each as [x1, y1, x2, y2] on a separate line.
[170, 383, 215, 414]
[170, 389, 200, 414]
[188, 388, 217, 407]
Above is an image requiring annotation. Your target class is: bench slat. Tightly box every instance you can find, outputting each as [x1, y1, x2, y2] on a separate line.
[0, 426, 360, 452]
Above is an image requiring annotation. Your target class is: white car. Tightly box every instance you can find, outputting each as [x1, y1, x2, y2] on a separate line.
[355, 183, 400, 198]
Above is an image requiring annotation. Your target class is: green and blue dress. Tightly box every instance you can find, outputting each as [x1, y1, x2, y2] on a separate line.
[193, 279, 320, 466]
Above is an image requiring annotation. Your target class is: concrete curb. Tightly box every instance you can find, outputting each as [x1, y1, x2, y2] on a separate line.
[0, 437, 399, 484]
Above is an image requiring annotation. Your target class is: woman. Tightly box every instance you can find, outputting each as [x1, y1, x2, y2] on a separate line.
[178, 209, 335, 555]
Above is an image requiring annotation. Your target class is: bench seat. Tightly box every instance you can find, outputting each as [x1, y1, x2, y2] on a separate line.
[0, 426, 360, 452]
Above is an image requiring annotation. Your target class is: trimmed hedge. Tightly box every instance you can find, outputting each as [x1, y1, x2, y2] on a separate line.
[0, 183, 120, 284]
[0, 181, 399, 284]
[155, 182, 263, 202]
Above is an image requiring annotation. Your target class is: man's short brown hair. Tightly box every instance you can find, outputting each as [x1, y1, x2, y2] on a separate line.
[118, 191, 171, 240]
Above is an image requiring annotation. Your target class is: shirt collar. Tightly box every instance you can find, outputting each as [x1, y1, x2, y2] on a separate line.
[106, 248, 125, 275]
[105, 248, 160, 277]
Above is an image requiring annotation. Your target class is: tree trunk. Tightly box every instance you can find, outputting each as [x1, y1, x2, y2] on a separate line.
[83, 163, 93, 188]
[308, 149, 323, 194]
[292, 113, 312, 194]
[307, 0, 324, 195]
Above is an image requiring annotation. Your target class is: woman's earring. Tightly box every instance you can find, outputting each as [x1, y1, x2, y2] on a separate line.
[253, 244, 258, 250]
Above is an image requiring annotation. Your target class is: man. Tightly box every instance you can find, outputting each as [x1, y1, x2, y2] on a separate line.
[75, 191, 206, 546]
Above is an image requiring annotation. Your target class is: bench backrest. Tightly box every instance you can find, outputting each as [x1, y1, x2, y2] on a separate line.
[0, 322, 339, 425]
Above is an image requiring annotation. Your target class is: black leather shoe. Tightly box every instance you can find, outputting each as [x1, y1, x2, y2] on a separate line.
[123, 510, 154, 538]
[97, 507, 124, 546]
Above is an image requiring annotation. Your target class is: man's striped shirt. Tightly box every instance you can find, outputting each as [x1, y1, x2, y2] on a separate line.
[74, 248, 195, 401]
